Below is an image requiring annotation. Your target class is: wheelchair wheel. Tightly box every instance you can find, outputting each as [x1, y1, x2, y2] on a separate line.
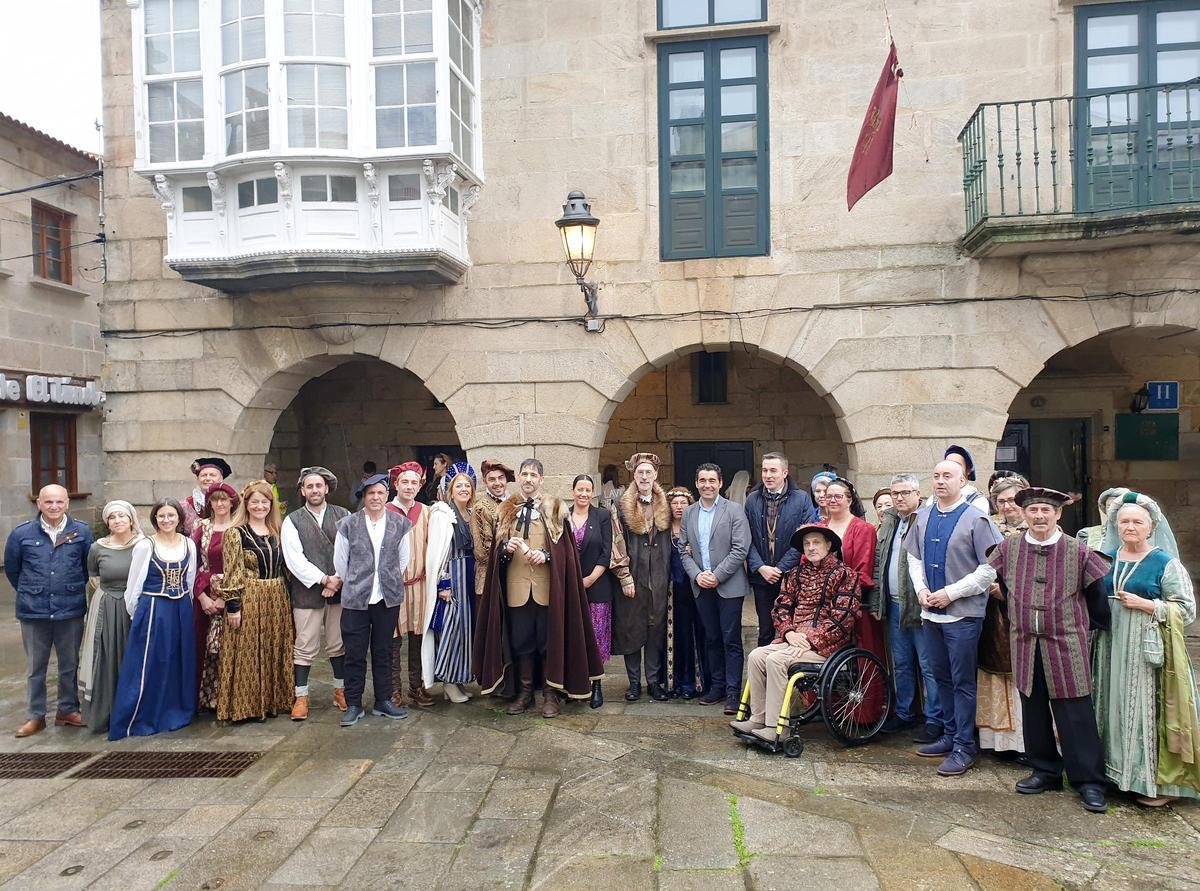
[783, 736, 804, 758]
[791, 681, 821, 725]
[820, 647, 892, 747]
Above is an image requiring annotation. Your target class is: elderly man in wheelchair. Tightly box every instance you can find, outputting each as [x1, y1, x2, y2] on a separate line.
[732, 524, 887, 756]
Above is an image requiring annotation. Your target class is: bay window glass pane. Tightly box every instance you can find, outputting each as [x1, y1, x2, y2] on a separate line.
[148, 83, 174, 121]
[222, 23, 239, 64]
[247, 110, 269, 149]
[317, 65, 346, 104]
[1158, 48, 1200, 83]
[243, 17, 266, 59]
[315, 14, 345, 55]
[714, 0, 761, 24]
[720, 47, 756, 80]
[174, 32, 200, 71]
[174, 0, 200, 30]
[388, 173, 420, 200]
[317, 0, 341, 11]
[257, 177, 278, 204]
[408, 62, 435, 102]
[722, 157, 756, 188]
[149, 124, 175, 162]
[375, 65, 404, 105]
[721, 120, 756, 151]
[146, 35, 171, 75]
[244, 0, 263, 14]
[238, 180, 255, 208]
[321, 108, 348, 147]
[409, 106, 435, 144]
[376, 108, 404, 146]
[374, 16, 404, 55]
[1087, 53, 1138, 89]
[301, 175, 327, 200]
[289, 64, 315, 103]
[670, 160, 705, 192]
[177, 79, 203, 117]
[285, 14, 314, 54]
[330, 176, 357, 201]
[669, 88, 704, 119]
[225, 73, 243, 113]
[178, 121, 204, 160]
[283, 0, 307, 10]
[449, 28, 461, 69]
[182, 186, 212, 212]
[669, 52, 704, 84]
[662, 0, 705, 28]
[721, 84, 756, 115]
[145, 0, 171, 34]
[670, 124, 704, 156]
[1159, 10, 1200, 45]
[408, 13, 433, 53]
[289, 108, 317, 146]
[246, 67, 268, 107]
[225, 117, 244, 154]
[1087, 15, 1138, 50]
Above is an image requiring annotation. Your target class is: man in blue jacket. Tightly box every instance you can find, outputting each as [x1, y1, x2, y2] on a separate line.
[4, 484, 93, 737]
[743, 454, 817, 648]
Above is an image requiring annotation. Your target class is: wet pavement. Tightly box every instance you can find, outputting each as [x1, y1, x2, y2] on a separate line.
[0, 602, 1197, 890]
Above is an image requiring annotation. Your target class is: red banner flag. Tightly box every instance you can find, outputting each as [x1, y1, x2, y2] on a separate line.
[846, 42, 902, 211]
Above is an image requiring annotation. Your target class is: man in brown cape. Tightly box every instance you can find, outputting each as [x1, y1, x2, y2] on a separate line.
[473, 458, 602, 718]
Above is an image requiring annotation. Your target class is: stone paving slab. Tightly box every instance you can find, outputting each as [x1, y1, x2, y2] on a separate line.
[0, 840, 59, 886]
[382, 790, 484, 843]
[156, 814, 323, 890]
[749, 854, 881, 890]
[529, 854, 656, 890]
[444, 817, 543, 888]
[269, 826, 380, 886]
[0, 778, 151, 841]
[936, 825, 1101, 886]
[657, 868, 745, 889]
[659, 779, 739, 870]
[478, 768, 559, 820]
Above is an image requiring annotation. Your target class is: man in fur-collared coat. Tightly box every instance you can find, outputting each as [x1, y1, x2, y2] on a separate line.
[473, 458, 602, 718]
[611, 452, 672, 702]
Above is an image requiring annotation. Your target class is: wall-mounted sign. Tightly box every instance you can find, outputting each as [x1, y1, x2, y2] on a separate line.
[1146, 381, 1180, 412]
[0, 371, 106, 408]
[1115, 412, 1179, 461]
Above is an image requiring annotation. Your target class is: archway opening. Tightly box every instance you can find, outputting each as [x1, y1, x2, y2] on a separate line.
[1000, 325, 1199, 560]
[267, 359, 462, 510]
[601, 348, 847, 496]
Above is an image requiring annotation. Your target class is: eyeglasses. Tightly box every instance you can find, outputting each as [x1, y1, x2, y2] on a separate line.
[825, 493, 847, 502]
[889, 489, 916, 497]
[995, 497, 1018, 507]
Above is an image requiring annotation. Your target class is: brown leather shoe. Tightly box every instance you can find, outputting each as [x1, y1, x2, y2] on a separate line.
[332, 688, 347, 711]
[541, 688, 561, 719]
[54, 711, 85, 728]
[410, 685, 435, 708]
[290, 696, 309, 721]
[505, 657, 535, 715]
[15, 718, 46, 738]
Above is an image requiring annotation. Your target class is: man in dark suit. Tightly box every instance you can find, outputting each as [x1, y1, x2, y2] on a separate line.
[679, 463, 751, 715]
[743, 453, 817, 648]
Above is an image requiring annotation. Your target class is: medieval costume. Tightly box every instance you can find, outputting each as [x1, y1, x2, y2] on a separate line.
[191, 482, 238, 711]
[421, 463, 478, 695]
[217, 520, 293, 722]
[733, 525, 860, 742]
[906, 493, 1003, 775]
[474, 490, 603, 717]
[662, 487, 706, 699]
[387, 462, 434, 707]
[612, 460, 671, 700]
[281, 466, 351, 719]
[82, 502, 144, 734]
[109, 534, 197, 740]
[988, 487, 1111, 812]
[334, 484, 413, 724]
[1076, 487, 1130, 551]
[570, 502, 616, 666]
[1093, 492, 1200, 802]
[181, 457, 232, 536]
[470, 460, 514, 595]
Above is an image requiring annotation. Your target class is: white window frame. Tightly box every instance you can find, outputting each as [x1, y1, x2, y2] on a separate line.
[223, 65, 272, 156]
[221, 0, 267, 67]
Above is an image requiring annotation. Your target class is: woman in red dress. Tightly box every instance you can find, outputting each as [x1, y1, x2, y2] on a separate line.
[191, 482, 238, 710]
[819, 477, 886, 723]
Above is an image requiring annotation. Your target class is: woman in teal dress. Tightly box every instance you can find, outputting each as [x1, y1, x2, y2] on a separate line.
[1093, 491, 1200, 806]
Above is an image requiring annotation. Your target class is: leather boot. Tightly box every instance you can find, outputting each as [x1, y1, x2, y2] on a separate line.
[589, 680, 604, 710]
[506, 658, 535, 715]
[541, 687, 561, 719]
[390, 638, 407, 708]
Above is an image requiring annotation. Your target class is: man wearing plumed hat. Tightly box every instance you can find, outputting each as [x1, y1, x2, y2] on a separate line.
[280, 466, 351, 720]
[985, 486, 1112, 813]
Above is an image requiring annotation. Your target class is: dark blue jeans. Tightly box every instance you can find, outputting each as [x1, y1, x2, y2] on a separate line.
[20, 617, 84, 720]
[887, 597, 942, 726]
[922, 616, 982, 754]
[694, 590, 744, 698]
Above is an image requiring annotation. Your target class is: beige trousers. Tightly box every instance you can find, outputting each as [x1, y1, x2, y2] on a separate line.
[747, 639, 823, 726]
[293, 603, 344, 665]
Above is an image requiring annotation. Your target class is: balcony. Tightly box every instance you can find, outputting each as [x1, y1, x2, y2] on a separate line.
[958, 80, 1200, 257]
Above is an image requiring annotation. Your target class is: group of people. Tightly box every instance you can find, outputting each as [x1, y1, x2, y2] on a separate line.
[5, 444, 1198, 815]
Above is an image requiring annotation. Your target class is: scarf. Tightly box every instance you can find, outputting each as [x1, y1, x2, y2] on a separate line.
[192, 486, 207, 511]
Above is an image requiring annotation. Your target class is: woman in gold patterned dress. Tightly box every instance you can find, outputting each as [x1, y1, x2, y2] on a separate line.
[217, 480, 294, 722]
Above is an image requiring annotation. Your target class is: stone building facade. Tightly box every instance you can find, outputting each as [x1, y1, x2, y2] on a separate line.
[99, 2, 1200, 561]
[0, 114, 104, 544]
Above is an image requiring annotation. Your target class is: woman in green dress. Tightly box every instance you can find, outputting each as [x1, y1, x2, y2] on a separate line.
[1093, 492, 1200, 806]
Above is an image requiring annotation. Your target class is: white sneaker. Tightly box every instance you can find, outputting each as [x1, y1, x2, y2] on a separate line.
[444, 683, 470, 703]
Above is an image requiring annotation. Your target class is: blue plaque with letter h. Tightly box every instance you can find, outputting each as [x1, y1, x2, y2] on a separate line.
[1146, 381, 1179, 412]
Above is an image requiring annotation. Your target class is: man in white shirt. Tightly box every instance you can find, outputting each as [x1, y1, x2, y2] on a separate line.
[333, 474, 412, 727]
[280, 467, 350, 721]
[905, 460, 1002, 776]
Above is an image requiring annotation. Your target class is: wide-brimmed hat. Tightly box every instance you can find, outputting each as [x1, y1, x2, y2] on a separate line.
[1015, 486, 1068, 509]
[790, 523, 842, 555]
[625, 452, 661, 472]
[191, 457, 232, 478]
[480, 460, 515, 482]
[297, 466, 337, 491]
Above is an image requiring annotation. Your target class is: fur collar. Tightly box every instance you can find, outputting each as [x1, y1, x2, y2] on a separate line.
[619, 482, 671, 537]
[496, 492, 568, 544]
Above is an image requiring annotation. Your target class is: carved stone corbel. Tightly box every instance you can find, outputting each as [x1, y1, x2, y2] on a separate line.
[274, 162, 294, 234]
[152, 174, 174, 221]
[363, 162, 381, 245]
[206, 171, 227, 246]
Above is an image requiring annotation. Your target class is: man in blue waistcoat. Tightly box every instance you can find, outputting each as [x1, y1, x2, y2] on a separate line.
[4, 484, 93, 737]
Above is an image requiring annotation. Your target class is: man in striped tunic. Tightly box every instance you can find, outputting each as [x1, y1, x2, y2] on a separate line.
[987, 486, 1111, 813]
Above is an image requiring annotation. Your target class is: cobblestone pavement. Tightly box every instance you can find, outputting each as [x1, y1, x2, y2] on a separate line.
[0, 606, 1197, 890]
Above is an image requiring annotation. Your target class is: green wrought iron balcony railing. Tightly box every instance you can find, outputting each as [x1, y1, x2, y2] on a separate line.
[958, 78, 1200, 240]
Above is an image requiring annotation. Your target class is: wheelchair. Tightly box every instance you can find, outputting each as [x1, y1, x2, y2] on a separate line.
[732, 644, 892, 758]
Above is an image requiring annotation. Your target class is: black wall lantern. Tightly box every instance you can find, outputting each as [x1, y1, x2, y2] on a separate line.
[555, 191, 600, 319]
[1130, 384, 1151, 414]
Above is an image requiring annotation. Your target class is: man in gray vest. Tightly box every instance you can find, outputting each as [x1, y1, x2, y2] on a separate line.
[281, 466, 351, 721]
[333, 473, 412, 727]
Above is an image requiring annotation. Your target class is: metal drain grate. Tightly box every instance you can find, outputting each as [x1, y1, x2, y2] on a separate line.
[70, 750, 262, 779]
[0, 752, 95, 779]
